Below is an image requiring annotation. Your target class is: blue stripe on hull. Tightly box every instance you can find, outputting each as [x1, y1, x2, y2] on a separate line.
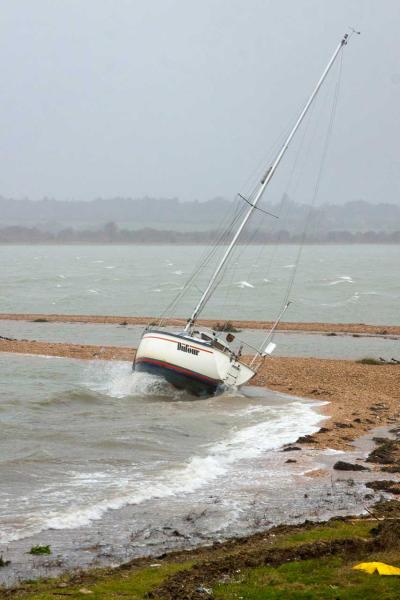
[134, 359, 220, 398]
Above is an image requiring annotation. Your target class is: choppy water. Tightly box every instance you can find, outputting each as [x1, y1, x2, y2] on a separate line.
[0, 353, 323, 547]
[0, 353, 392, 585]
[0, 244, 399, 324]
[0, 243, 398, 584]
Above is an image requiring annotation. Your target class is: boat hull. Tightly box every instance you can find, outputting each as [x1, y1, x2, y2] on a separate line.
[133, 330, 255, 397]
[135, 357, 220, 397]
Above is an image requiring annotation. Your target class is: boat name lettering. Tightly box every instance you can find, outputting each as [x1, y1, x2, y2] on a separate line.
[177, 342, 199, 356]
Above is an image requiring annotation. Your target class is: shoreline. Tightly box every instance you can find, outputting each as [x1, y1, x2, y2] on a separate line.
[0, 332, 399, 595]
[0, 336, 399, 451]
[1, 425, 400, 596]
[0, 312, 399, 336]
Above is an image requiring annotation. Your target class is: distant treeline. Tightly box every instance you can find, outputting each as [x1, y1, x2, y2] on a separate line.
[1, 195, 400, 234]
[0, 223, 399, 244]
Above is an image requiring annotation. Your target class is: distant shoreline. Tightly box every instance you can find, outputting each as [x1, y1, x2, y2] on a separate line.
[0, 313, 399, 336]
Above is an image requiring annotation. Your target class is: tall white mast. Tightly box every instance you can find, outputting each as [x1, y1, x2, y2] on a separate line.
[185, 33, 350, 332]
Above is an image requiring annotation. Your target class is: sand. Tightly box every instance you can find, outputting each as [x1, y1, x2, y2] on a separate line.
[1, 334, 399, 451]
[0, 312, 398, 336]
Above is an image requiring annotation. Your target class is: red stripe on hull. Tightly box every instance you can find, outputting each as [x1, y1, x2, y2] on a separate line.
[135, 357, 220, 384]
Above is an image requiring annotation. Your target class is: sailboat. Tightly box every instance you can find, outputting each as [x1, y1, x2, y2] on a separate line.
[133, 33, 353, 396]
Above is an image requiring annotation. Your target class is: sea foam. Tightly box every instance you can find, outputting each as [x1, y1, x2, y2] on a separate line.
[7, 396, 321, 540]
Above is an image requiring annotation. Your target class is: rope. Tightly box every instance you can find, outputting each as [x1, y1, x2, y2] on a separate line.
[280, 52, 344, 311]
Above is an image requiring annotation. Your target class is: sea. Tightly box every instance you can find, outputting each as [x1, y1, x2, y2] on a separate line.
[0, 244, 399, 323]
[0, 244, 399, 584]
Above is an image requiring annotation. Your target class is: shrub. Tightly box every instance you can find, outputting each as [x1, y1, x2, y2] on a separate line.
[213, 321, 241, 333]
[29, 545, 51, 555]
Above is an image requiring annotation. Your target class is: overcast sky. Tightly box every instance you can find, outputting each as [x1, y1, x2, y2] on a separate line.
[0, 0, 399, 204]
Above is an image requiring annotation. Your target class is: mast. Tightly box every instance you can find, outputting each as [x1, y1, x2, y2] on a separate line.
[185, 32, 349, 333]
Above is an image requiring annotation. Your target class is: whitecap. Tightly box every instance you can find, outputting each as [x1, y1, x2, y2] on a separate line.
[349, 292, 360, 304]
[326, 275, 354, 286]
[173, 270, 184, 275]
[87, 289, 99, 294]
[235, 281, 254, 288]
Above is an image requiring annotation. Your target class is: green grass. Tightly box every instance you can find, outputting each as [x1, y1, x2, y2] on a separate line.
[1, 521, 397, 600]
[5, 562, 192, 599]
[214, 554, 400, 599]
[28, 546, 51, 556]
[356, 357, 383, 365]
[273, 520, 373, 547]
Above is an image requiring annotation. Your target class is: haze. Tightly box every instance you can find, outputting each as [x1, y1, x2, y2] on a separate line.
[1, 0, 399, 205]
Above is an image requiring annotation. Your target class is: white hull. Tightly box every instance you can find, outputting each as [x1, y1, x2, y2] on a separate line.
[134, 330, 255, 396]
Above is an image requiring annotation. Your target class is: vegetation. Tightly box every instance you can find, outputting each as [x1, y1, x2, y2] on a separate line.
[0, 562, 191, 600]
[1, 197, 400, 237]
[213, 554, 400, 599]
[0, 556, 10, 568]
[3, 513, 400, 599]
[28, 546, 51, 556]
[357, 357, 384, 365]
[213, 321, 241, 333]
[0, 223, 399, 244]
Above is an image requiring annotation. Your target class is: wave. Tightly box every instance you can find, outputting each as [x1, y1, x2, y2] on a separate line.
[298, 292, 361, 308]
[327, 275, 354, 286]
[235, 281, 254, 289]
[1, 396, 321, 543]
[319, 292, 360, 307]
[83, 361, 185, 400]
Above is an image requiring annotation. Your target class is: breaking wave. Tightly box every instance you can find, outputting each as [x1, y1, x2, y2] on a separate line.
[1, 393, 321, 543]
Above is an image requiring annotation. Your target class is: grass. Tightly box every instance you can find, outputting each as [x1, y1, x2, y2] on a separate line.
[1, 562, 192, 599]
[2, 520, 400, 599]
[214, 554, 400, 599]
[273, 520, 374, 548]
[356, 357, 383, 365]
